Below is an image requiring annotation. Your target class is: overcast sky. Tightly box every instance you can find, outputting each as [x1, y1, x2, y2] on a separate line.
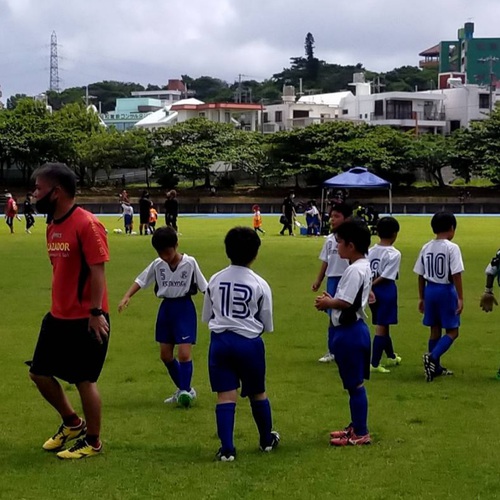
[1, 0, 499, 101]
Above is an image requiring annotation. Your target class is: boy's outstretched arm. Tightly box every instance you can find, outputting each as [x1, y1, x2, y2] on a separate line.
[312, 262, 328, 291]
[452, 273, 464, 315]
[417, 275, 425, 314]
[118, 282, 141, 312]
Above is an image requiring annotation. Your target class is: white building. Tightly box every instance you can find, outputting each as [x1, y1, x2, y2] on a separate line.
[135, 98, 261, 131]
[262, 74, 498, 135]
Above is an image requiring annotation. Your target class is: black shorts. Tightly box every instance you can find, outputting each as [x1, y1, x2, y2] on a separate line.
[140, 213, 149, 224]
[30, 313, 110, 384]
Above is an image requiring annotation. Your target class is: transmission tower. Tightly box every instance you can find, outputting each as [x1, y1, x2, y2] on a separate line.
[49, 31, 60, 92]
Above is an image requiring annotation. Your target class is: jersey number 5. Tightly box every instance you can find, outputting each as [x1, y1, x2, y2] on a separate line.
[219, 282, 252, 319]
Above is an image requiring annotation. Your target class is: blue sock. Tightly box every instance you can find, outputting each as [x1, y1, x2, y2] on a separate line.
[349, 386, 369, 436]
[250, 399, 273, 447]
[371, 336, 385, 367]
[178, 360, 193, 391]
[216, 403, 236, 452]
[431, 335, 454, 360]
[428, 338, 439, 353]
[384, 334, 395, 358]
[164, 359, 180, 388]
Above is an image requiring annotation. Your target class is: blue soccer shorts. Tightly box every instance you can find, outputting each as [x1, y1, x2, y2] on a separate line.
[370, 281, 398, 326]
[330, 320, 371, 390]
[208, 331, 266, 398]
[155, 297, 197, 345]
[423, 282, 460, 330]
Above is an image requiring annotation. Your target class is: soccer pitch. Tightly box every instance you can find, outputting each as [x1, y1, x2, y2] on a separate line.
[1, 215, 500, 499]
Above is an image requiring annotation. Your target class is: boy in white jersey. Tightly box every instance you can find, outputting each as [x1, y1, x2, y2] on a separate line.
[202, 227, 279, 461]
[480, 249, 500, 379]
[315, 220, 372, 446]
[413, 212, 464, 382]
[117, 202, 134, 234]
[368, 216, 402, 373]
[118, 226, 207, 406]
[312, 203, 352, 362]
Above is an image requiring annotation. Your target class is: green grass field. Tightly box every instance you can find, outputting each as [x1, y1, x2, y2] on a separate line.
[1, 214, 500, 499]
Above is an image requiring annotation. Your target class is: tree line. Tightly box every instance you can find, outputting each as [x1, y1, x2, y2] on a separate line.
[1, 97, 500, 189]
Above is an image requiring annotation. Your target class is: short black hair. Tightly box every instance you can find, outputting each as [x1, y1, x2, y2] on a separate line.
[32, 163, 77, 197]
[151, 226, 178, 252]
[330, 202, 353, 219]
[431, 211, 457, 234]
[377, 216, 400, 239]
[225, 226, 261, 266]
[335, 219, 371, 255]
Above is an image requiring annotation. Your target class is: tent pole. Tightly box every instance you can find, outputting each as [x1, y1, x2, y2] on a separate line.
[320, 188, 325, 218]
[389, 187, 392, 215]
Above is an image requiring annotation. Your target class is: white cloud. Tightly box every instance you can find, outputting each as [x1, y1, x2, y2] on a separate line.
[1, 0, 500, 100]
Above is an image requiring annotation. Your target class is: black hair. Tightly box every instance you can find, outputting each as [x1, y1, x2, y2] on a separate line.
[151, 226, 178, 252]
[330, 202, 353, 219]
[225, 226, 261, 266]
[32, 163, 77, 197]
[335, 219, 371, 255]
[377, 216, 400, 239]
[431, 211, 457, 234]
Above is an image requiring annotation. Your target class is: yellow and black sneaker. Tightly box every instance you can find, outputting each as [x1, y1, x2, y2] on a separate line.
[56, 438, 102, 459]
[42, 420, 86, 451]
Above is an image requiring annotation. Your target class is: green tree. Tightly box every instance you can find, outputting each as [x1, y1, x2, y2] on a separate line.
[6, 94, 28, 110]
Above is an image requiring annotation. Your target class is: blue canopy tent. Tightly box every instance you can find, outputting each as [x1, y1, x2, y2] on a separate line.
[321, 166, 392, 215]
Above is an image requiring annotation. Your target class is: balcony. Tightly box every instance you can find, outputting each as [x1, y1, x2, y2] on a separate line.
[370, 111, 445, 122]
[419, 59, 439, 69]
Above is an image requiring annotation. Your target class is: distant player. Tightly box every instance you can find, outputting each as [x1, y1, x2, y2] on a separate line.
[368, 216, 402, 373]
[252, 204, 265, 235]
[4, 193, 18, 234]
[117, 202, 134, 234]
[202, 227, 279, 461]
[312, 203, 352, 362]
[23, 192, 36, 234]
[139, 190, 152, 236]
[414, 211, 464, 382]
[315, 220, 372, 446]
[479, 249, 500, 379]
[118, 226, 207, 407]
[164, 190, 179, 232]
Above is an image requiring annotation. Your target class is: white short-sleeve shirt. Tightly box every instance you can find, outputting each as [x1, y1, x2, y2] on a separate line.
[413, 239, 464, 284]
[331, 258, 372, 327]
[202, 265, 273, 339]
[368, 244, 401, 281]
[135, 254, 207, 298]
[319, 234, 349, 278]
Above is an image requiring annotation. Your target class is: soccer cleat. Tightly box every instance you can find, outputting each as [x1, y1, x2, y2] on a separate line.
[177, 389, 194, 408]
[423, 353, 436, 382]
[370, 365, 390, 373]
[215, 447, 236, 462]
[330, 425, 353, 439]
[56, 438, 102, 459]
[318, 352, 335, 363]
[435, 366, 454, 376]
[330, 432, 372, 447]
[260, 431, 280, 452]
[164, 389, 180, 404]
[42, 420, 86, 451]
[385, 354, 402, 367]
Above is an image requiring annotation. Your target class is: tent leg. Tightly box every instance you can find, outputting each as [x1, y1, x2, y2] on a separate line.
[389, 188, 392, 215]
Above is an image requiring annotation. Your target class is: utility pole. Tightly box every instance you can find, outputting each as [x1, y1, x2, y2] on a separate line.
[479, 56, 499, 113]
[49, 31, 60, 92]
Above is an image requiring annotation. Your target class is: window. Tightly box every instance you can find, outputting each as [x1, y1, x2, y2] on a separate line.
[342, 109, 348, 115]
[199, 112, 205, 117]
[263, 112, 269, 123]
[479, 94, 490, 109]
[374, 100, 383, 116]
[386, 100, 412, 119]
[275, 110, 283, 122]
[293, 109, 309, 118]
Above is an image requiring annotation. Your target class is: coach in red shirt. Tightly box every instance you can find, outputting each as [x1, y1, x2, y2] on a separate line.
[29, 162, 110, 459]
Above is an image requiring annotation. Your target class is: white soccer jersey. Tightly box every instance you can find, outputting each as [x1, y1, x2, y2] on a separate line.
[135, 254, 207, 298]
[121, 204, 133, 216]
[413, 239, 464, 284]
[331, 258, 372, 327]
[305, 206, 319, 217]
[368, 244, 401, 281]
[319, 234, 349, 277]
[202, 265, 273, 339]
